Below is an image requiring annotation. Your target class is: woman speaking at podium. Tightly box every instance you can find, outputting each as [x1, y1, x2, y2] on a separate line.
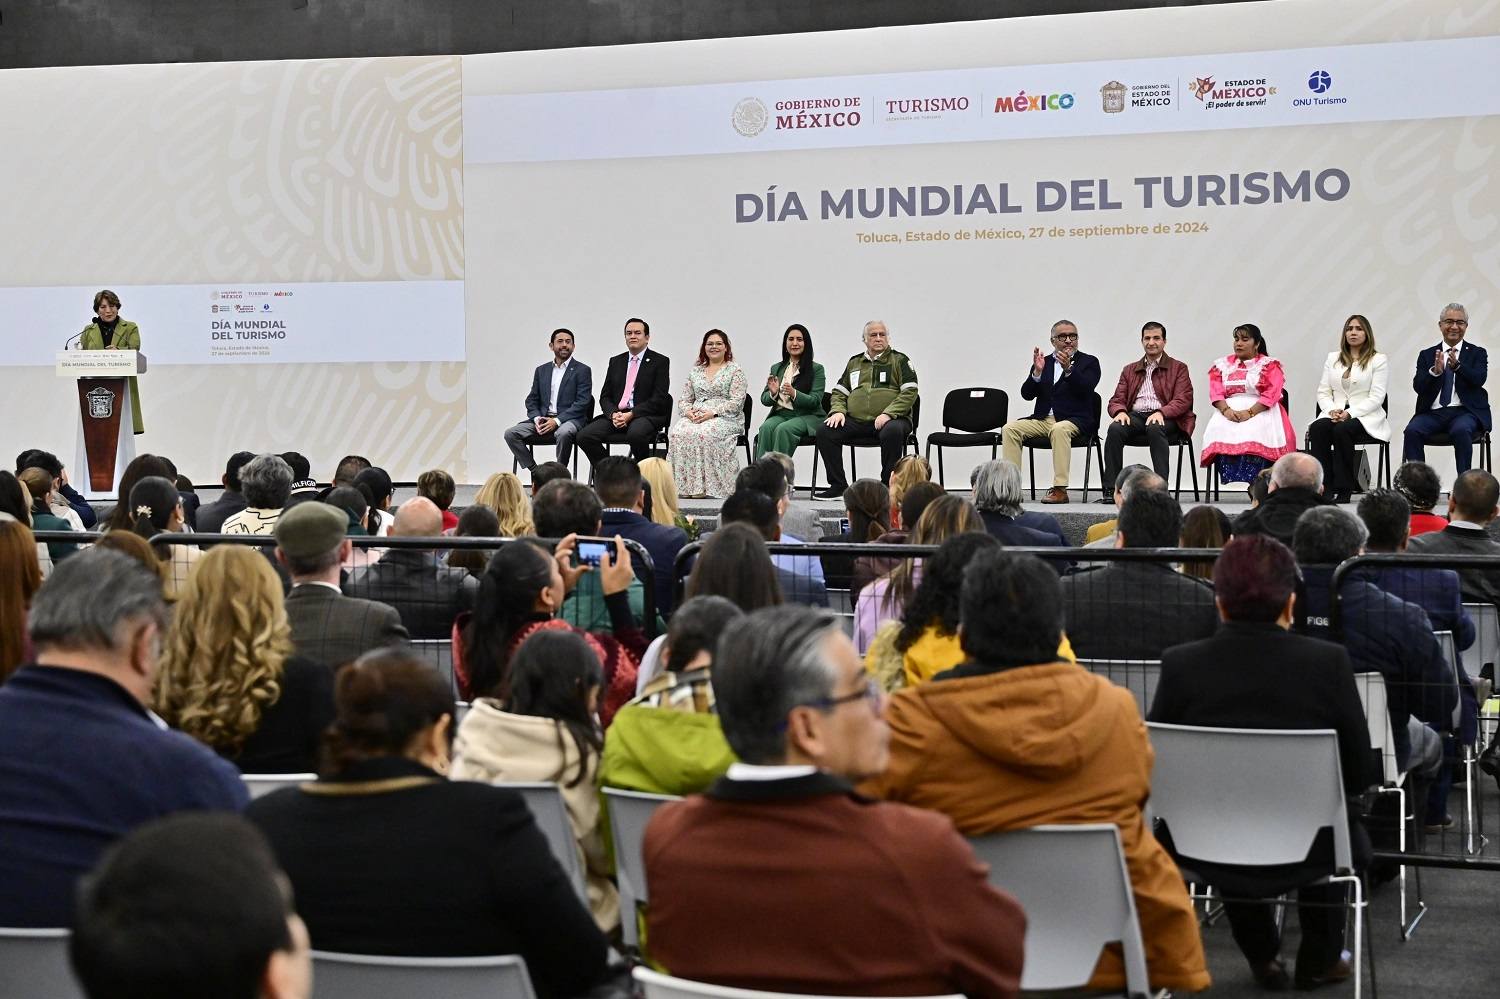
[79, 289, 144, 435]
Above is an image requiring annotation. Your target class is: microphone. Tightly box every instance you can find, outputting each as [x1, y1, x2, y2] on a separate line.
[63, 325, 87, 351]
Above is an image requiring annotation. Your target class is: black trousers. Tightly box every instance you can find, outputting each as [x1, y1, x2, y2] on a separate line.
[577, 413, 662, 464]
[815, 418, 912, 487]
[1307, 417, 1366, 494]
[1101, 413, 1178, 490]
[1223, 883, 1347, 971]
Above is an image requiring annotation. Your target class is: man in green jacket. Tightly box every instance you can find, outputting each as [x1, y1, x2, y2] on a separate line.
[79, 289, 144, 435]
[813, 321, 919, 497]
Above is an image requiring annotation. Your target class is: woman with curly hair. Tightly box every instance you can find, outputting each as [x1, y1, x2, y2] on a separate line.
[156, 545, 334, 773]
[474, 471, 535, 536]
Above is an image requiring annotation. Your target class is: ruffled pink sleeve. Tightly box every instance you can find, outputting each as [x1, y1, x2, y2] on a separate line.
[1207, 363, 1226, 403]
[1257, 359, 1286, 408]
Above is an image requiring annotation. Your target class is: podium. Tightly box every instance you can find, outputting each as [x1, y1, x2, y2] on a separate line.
[56, 350, 147, 498]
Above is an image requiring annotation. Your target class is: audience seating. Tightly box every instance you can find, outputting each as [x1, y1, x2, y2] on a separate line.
[241, 773, 316, 799]
[1434, 630, 1484, 856]
[1077, 659, 1161, 718]
[510, 397, 596, 477]
[633, 967, 961, 999]
[411, 638, 457, 696]
[500, 782, 588, 904]
[604, 787, 680, 952]
[1147, 723, 1369, 999]
[454, 700, 472, 727]
[310, 951, 536, 999]
[1021, 392, 1104, 501]
[1352, 672, 1424, 938]
[923, 388, 1007, 488]
[1459, 602, 1500, 685]
[967, 824, 1149, 997]
[0, 928, 83, 999]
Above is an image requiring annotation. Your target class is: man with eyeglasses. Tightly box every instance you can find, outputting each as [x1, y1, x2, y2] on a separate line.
[644, 605, 1024, 998]
[1403, 303, 1490, 473]
[1000, 319, 1102, 503]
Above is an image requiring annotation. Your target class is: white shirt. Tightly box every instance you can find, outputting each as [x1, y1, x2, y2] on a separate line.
[1429, 341, 1467, 412]
[725, 763, 819, 781]
[547, 358, 571, 415]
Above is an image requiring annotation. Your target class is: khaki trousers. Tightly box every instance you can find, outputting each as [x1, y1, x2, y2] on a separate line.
[1001, 416, 1081, 488]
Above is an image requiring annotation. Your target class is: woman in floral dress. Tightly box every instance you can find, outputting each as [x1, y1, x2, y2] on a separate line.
[668, 330, 749, 498]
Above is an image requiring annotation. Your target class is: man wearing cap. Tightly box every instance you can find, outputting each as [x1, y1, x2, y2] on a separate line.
[275, 502, 409, 672]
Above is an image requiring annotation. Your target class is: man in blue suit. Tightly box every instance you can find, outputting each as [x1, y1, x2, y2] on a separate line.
[999, 319, 1101, 503]
[593, 456, 688, 616]
[503, 328, 593, 472]
[1403, 303, 1489, 473]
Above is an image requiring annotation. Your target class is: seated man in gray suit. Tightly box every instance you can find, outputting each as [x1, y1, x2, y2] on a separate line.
[274, 502, 409, 672]
[344, 497, 478, 639]
[1408, 468, 1500, 607]
[503, 328, 593, 472]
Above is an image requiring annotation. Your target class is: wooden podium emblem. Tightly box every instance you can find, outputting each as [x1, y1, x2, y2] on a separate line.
[86, 386, 116, 419]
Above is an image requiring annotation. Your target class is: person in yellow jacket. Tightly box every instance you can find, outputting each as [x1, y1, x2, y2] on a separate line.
[79, 289, 144, 435]
[813, 320, 917, 496]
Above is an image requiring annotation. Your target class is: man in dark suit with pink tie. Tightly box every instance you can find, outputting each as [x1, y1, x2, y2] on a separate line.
[577, 318, 673, 467]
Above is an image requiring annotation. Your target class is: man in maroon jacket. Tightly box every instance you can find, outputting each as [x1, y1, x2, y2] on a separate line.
[1100, 322, 1196, 503]
[644, 605, 1026, 998]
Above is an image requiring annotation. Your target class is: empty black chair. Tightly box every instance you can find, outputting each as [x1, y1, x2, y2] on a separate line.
[925, 388, 1008, 488]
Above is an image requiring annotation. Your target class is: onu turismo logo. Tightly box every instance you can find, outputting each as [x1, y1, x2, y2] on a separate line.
[1307, 70, 1332, 94]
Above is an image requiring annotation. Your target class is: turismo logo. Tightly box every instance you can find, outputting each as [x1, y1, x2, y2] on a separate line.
[1307, 70, 1332, 94]
[1188, 75, 1276, 110]
[1293, 69, 1347, 108]
[1100, 80, 1173, 113]
[882, 96, 971, 122]
[993, 90, 1075, 113]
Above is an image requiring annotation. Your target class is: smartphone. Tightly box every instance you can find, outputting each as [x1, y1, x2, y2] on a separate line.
[839, 517, 850, 534]
[577, 541, 608, 567]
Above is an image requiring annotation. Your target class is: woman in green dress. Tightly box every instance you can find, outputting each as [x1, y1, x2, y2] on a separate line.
[754, 323, 826, 457]
[79, 289, 144, 435]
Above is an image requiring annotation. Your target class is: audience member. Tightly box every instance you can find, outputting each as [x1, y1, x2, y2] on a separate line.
[414, 468, 458, 531]
[455, 536, 641, 725]
[972, 459, 1065, 546]
[0, 470, 51, 576]
[331, 454, 372, 487]
[967, 460, 1067, 543]
[818, 478, 889, 591]
[1247, 467, 1273, 508]
[127, 474, 199, 600]
[1061, 489, 1218, 660]
[534, 478, 652, 633]
[223, 454, 294, 536]
[886, 454, 932, 526]
[197, 451, 256, 533]
[720, 489, 830, 607]
[1230, 451, 1329, 547]
[685, 521, 783, 611]
[281, 451, 319, 509]
[854, 494, 985, 653]
[0, 549, 247, 927]
[453, 630, 618, 932]
[475, 470, 535, 535]
[596, 456, 688, 616]
[762, 450, 820, 540]
[866, 550, 1209, 994]
[274, 502, 408, 671]
[71, 813, 311, 999]
[0, 519, 42, 683]
[102, 454, 175, 532]
[447, 505, 502, 578]
[246, 648, 610, 999]
[344, 497, 479, 639]
[157, 546, 335, 774]
[15, 448, 96, 529]
[646, 605, 1025, 997]
[734, 456, 827, 591]
[323, 483, 380, 569]
[529, 460, 573, 497]
[92, 530, 170, 592]
[852, 480, 943, 598]
[172, 471, 201, 531]
[1408, 468, 1500, 606]
[1082, 463, 1152, 545]
[1395, 461, 1448, 537]
[1150, 534, 1370, 991]
[1293, 507, 1451, 784]
[1179, 503, 1232, 581]
[19, 465, 78, 562]
[352, 467, 396, 536]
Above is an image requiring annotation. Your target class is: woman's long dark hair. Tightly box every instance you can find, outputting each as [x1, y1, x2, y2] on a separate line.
[507, 630, 603, 788]
[779, 324, 815, 394]
[105, 455, 174, 531]
[843, 479, 890, 543]
[0, 472, 30, 524]
[463, 539, 555, 701]
[896, 533, 1001, 652]
[685, 522, 782, 611]
[1234, 323, 1268, 357]
[128, 475, 180, 562]
[321, 648, 454, 777]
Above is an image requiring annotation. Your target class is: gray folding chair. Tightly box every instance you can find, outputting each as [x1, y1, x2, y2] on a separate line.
[1434, 630, 1485, 855]
[1353, 671, 1424, 938]
[1459, 602, 1500, 683]
[0, 928, 83, 999]
[241, 773, 316, 799]
[634, 967, 959, 999]
[604, 787, 680, 951]
[968, 824, 1149, 998]
[411, 638, 456, 696]
[500, 782, 588, 903]
[311, 951, 536, 999]
[1077, 659, 1161, 718]
[1147, 723, 1368, 999]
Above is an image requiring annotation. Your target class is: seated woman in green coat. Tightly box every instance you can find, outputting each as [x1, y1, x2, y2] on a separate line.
[754, 324, 826, 458]
[80, 289, 144, 435]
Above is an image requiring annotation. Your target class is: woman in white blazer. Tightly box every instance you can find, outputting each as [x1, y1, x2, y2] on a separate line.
[1308, 314, 1389, 503]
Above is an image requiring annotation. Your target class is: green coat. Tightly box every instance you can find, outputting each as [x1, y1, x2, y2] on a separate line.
[829, 347, 918, 422]
[80, 320, 144, 434]
[759, 361, 827, 416]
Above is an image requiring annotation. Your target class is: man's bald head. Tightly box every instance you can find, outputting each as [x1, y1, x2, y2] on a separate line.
[1270, 452, 1323, 493]
[392, 497, 443, 537]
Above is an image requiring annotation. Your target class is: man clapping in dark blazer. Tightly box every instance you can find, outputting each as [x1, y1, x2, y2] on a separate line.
[577, 318, 672, 466]
[503, 328, 593, 472]
[1403, 303, 1490, 473]
[999, 319, 1101, 504]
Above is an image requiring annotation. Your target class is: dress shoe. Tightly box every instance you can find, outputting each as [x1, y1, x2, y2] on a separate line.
[812, 486, 846, 500]
[1294, 953, 1351, 990]
[1096, 496, 1117, 505]
[1248, 957, 1291, 991]
[1042, 487, 1069, 504]
[1331, 491, 1352, 504]
[1424, 814, 1455, 834]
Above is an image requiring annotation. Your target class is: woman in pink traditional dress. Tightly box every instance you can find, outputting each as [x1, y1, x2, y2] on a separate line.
[667, 330, 749, 498]
[1200, 324, 1296, 483]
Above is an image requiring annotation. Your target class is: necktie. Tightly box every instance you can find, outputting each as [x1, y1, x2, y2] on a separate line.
[621, 354, 641, 409]
[1441, 349, 1456, 406]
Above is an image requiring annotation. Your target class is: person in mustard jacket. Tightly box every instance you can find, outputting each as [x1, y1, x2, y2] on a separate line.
[79, 289, 144, 435]
[755, 323, 827, 458]
[862, 549, 1210, 995]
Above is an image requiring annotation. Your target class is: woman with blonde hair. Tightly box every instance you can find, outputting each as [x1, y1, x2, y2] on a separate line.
[886, 455, 932, 528]
[474, 472, 534, 536]
[1308, 313, 1389, 504]
[638, 457, 687, 530]
[156, 545, 334, 773]
[0, 519, 43, 683]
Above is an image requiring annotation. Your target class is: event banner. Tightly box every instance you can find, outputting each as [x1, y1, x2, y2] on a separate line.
[466, 36, 1500, 164]
[4, 281, 464, 366]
